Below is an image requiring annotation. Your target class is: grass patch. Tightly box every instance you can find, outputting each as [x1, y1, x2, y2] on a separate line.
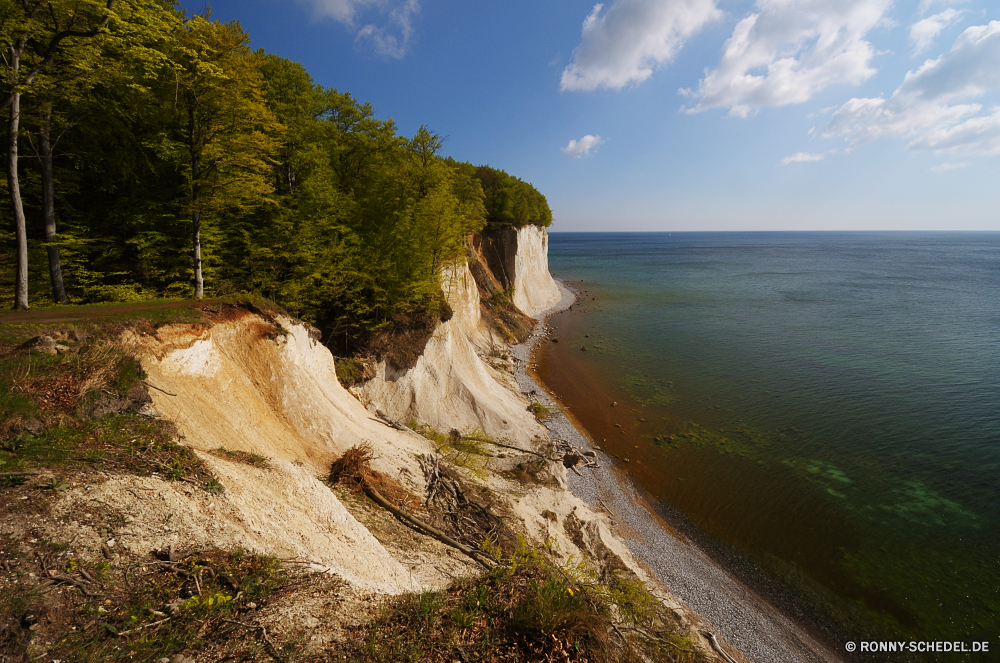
[0, 322, 223, 494]
[529, 401, 550, 419]
[503, 457, 557, 487]
[0, 543, 295, 663]
[334, 540, 707, 663]
[410, 423, 495, 478]
[209, 447, 269, 468]
[0, 414, 217, 492]
[334, 356, 375, 386]
[0, 300, 210, 329]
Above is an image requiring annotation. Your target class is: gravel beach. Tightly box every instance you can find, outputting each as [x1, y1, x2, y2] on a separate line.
[512, 279, 844, 663]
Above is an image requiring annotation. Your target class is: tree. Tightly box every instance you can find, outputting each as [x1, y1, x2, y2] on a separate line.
[21, 1, 179, 304]
[169, 15, 281, 299]
[408, 127, 483, 275]
[1, 0, 115, 309]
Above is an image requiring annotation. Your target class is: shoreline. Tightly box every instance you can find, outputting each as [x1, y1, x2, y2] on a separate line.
[512, 278, 843, 663]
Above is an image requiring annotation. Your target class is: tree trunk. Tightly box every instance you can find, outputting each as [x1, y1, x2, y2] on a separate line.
[189, 102, 203, 299]
[192, 207, 203, 299]
[7, 62, 28, 310]
[39, 101, 67, 303]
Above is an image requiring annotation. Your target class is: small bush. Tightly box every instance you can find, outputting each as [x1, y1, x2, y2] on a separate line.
[210, 447, 269, 467]
[335, 539, 706, 663]
[530, 401, 550, 418]
[411, 423, 493, 477]
[329, 443, 422, 510]
[335, 356, 375, 385]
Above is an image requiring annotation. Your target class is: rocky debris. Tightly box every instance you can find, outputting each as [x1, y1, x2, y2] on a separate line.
[44, 329, 89, 343]
[561, 453, 582, 468]
[137, 403, 164, 418]
[7, 417, 44, 435]
[18, 330, 88, 355]
[79, 382, 152, 419]
[22, 335, 58, 355]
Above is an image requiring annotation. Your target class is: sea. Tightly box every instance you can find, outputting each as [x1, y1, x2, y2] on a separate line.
[536, 232, 1000, 651]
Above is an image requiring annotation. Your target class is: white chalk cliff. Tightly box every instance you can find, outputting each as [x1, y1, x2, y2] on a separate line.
[510, 225, 561, 318]
[356, 225, 559, 445]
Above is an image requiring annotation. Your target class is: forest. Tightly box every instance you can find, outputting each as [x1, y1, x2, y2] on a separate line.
[0, 0, 552, 352]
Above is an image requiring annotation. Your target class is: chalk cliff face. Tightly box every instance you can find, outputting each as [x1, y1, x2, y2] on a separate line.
[126, 313, 435, 594]
[356, 225, 558, 444]
[355, 261, 546, 446]
[470, 226, 560, 318]
[510, 226, 561, 318]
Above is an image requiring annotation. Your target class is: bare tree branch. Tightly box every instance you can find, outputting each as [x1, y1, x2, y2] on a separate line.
[0, 0, 115, 112]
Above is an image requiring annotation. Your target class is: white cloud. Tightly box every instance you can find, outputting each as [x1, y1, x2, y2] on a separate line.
[918, 0, 969, 16]
[356, 0, 418, 58]
[781, 151, 825, 164]
[930, 161, 968, 171]
[910, 9, 964, 55]
[823, 21, 1000, 155]
[562, 135, 605, 157]
[683, 0, 893, 117]
[297, 0, 419, 58]
[560, 0, 722, 92]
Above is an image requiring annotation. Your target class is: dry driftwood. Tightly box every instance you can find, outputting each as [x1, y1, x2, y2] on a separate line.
[363, 481, 494, 569]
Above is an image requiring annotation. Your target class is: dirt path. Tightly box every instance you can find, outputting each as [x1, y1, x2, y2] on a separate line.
[0, 299, 222, 325]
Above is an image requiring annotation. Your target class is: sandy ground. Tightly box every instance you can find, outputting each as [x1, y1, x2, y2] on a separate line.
[511, 280, 845, 663]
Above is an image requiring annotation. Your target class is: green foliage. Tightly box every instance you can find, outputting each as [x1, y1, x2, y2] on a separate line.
[0, 414, 217, 491]
[0, 3, 550, 356]
[337, 539, 705, 662]
[411, 423, 494, 477]
[0, 547, 291, 663]
[209, 447, 269, 467]
[530, 401, 551, 418]
[449, 161, 552, 228]
[202, 477, 225, 494]
[334, 356, 371, 384]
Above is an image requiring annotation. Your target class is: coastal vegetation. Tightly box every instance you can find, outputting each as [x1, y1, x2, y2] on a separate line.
[335, 540, 704, 663]
[0, 0, 551, 356]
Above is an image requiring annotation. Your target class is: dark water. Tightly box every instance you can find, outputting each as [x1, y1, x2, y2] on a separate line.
[543, 232, 1000, 646]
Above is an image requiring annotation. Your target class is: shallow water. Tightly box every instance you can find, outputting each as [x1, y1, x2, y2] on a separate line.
[539, 232, 1000, 645]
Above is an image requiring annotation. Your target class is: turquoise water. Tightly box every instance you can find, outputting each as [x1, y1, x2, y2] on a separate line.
[545, 232, 1000, 646]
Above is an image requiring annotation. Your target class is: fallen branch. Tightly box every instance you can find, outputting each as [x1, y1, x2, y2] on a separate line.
[363, 482, 494, 569]
[483, 438, 556, 460]
[117, 617, 170, 637]
[374, 408, 409, 431]
[51, 573, 98, 595]
[704, 631, 740, 663]
[223, 619, 283, 662]
[620, 624, 698, 655]
[0, 471, 39, 477]
[142, 380, 177, 397]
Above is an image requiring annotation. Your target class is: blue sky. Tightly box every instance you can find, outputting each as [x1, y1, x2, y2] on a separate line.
[196, 0, 1000, 231]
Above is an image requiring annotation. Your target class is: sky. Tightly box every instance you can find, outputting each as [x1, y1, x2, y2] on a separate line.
[193, 0, 1000, 231]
